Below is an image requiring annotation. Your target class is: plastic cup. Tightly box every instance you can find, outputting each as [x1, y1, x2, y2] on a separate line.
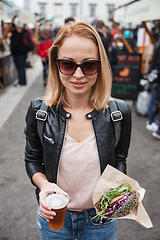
[45, 193, 69, 231]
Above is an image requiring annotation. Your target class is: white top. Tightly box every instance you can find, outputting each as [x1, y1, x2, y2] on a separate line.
[57, 132, 101, 211]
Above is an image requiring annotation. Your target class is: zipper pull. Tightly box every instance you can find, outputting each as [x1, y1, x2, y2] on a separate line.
[49, 138, 54, 144]
[44, 135, 54, 144]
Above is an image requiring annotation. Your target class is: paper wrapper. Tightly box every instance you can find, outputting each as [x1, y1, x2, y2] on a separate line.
[92, 165, 153, 228]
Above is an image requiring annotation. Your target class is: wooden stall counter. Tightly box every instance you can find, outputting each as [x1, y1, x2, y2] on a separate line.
[0, 51, 17, 88]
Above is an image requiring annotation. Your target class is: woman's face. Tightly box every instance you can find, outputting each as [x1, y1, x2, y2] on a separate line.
[57, 35, 99, 99]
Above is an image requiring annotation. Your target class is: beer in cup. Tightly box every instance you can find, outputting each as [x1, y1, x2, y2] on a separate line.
[45, 193, 69, 231]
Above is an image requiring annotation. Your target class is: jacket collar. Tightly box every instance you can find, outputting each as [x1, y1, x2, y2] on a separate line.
[54, 105, 100, 120]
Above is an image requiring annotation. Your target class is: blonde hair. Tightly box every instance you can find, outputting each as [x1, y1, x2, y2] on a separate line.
[44, 21, 112, 110]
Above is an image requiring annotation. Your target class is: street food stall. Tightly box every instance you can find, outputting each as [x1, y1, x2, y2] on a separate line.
[124, 0, 160, 74]
[0, 0, 36, 88]
[110, 0, 159, 100]
[0, 2, 17, 88]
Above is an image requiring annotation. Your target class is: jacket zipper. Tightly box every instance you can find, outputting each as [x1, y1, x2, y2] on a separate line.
[56, 119, 68, 184]
[91, 119, 101, 174]
[44, 134, 54, 144]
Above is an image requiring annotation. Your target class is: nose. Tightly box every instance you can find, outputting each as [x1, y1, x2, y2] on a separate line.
[73, 66, 84, 78]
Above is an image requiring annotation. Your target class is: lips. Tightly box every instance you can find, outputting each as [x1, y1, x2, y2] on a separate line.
[71, 82, 86, 88]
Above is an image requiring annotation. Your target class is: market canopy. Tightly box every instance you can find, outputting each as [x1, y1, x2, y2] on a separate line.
[0, 2, 9, 20]
[19, 10, 35, 24]
[125, 0, 160, 23]
[0, 0, 35, 24]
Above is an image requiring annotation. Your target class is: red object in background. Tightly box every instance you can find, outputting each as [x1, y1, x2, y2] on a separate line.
[22, 29, 35, 52]
[112, 29, 118, 37]
[37, 39, 53, 58]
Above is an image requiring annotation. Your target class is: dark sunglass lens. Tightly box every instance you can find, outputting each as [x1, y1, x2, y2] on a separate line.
[82, 61, 99, 75]
[59, 60, 76, 74]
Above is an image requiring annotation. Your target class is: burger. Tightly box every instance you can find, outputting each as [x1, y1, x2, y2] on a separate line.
[95, 185, 139, 218]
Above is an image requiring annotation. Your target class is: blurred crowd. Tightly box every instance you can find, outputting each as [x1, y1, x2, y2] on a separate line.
[6, 18, 160, 76]
[3, 17, 160, 139]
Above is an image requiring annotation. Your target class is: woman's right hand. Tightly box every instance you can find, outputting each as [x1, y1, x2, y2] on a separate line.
[39, 181, 67, 221]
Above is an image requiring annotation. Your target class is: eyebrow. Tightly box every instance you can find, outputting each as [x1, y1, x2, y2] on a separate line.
[59, 57, 98, 62]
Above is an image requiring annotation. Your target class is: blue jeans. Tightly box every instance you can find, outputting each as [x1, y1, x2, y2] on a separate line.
[37, 206, 117, 240]
[148, 89, 160, 129]
[13, 55, 26, 85]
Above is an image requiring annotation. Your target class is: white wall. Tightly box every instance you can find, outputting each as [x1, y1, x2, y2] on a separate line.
[28, 0, 130, 28]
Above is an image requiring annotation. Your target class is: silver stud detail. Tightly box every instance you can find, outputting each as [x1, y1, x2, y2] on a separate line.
[66, 113, 70, 118]
[88, 114, 92, 118]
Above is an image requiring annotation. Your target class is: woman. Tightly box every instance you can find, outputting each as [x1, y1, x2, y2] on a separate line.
[25, 22, 131, 240]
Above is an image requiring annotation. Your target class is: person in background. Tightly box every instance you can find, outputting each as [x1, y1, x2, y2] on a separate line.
[107, 30, 118, 71]
[37, 26, 54, 85]
[123, 28, 133, 39]
[10, 23, 27, 86]
[95, 20, 109, 55]
[137, 25, 150, 53]
[146, 37, 160, 139]
[23, 26, 35, 68]
[64, 17, 75, 25]
[123, 27, 135, 52]
[111, 25, 118, 39]
[24, 21, 131, 240]
[151, 26, 159, 43]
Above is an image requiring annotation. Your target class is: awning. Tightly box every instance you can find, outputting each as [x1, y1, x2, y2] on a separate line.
[0, 0, 35, 24]
[125, 0, 160, 23]
[0, 2, 9, 20]
[18, 10, 35, 24]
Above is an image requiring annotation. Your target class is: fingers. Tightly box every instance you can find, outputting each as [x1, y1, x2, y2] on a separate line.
[39, 197, 51, 211]
[39, 194, 53, 221]
[39, 204, 56, 221]
[38, 182, 69, 221]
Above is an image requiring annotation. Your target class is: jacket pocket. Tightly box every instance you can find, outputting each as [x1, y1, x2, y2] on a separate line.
[44, 134, 55, 145]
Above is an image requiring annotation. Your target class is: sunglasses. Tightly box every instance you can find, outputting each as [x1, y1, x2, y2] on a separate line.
[57, 59, 101, 76]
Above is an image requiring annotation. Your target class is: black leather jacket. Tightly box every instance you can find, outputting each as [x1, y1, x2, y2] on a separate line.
[25, 98, 131, 201]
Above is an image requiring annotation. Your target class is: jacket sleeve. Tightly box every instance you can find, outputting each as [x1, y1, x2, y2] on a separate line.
[24, 100, 45, 185]
[114, 100, 132, 174]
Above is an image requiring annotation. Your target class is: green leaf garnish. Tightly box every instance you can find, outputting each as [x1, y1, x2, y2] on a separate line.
[93, 185, 132, 221]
